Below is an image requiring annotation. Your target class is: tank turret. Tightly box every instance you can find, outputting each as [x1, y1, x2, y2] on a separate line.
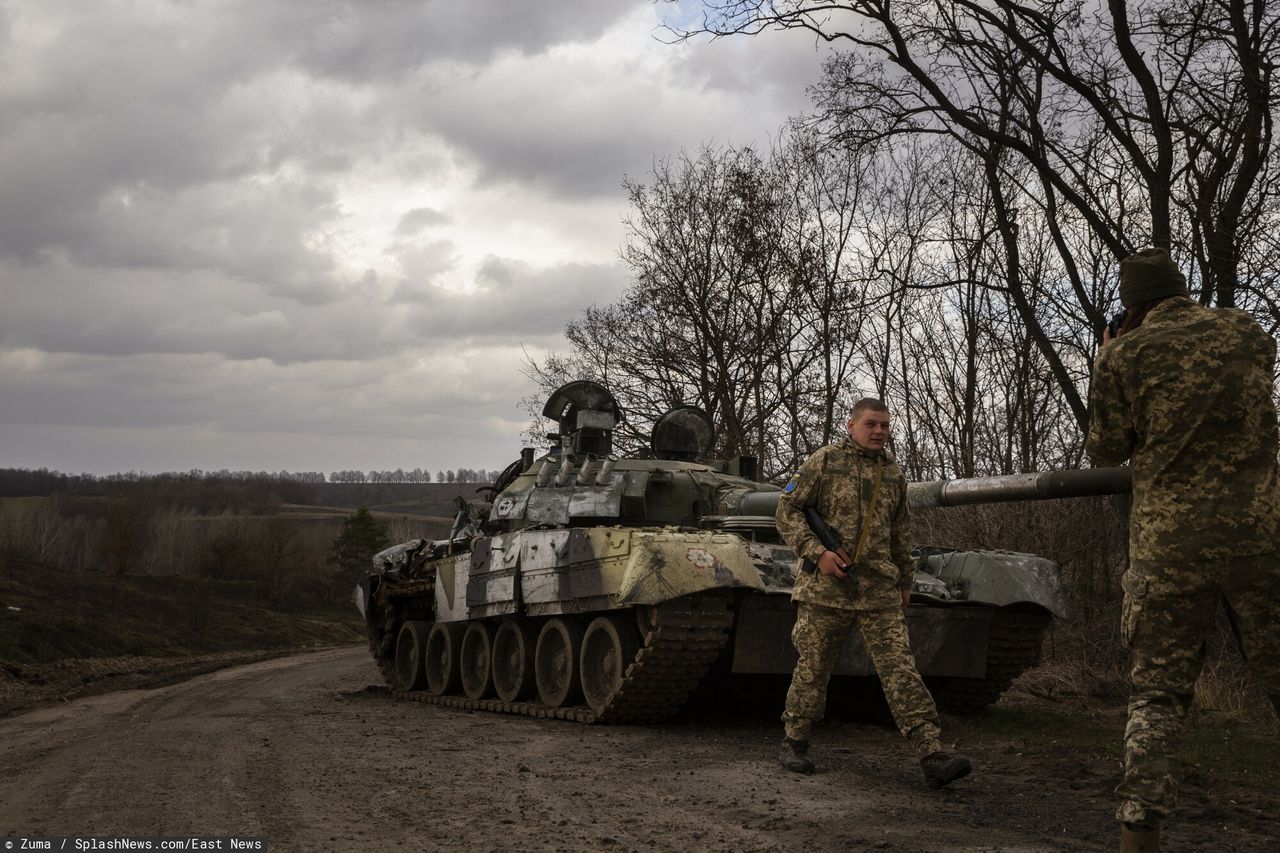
[490, 380, 769, 532]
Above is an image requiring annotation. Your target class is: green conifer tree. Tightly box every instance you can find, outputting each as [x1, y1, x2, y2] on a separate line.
[327, 507, 390, 601]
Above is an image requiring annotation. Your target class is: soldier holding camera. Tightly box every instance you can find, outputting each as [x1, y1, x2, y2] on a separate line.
[1087, 248, 1280, 852]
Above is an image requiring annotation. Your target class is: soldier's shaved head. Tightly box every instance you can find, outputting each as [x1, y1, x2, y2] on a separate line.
[851, 398, 890, 421]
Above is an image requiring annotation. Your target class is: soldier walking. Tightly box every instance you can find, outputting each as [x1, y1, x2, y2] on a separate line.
[1087, 247, 1280, 853]
[774, 398, 971, 788]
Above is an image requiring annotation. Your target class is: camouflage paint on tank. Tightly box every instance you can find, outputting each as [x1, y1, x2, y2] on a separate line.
[919, 550, 1068, 618]
[615, 530, 763, 604]
[428, 526, 765, 624]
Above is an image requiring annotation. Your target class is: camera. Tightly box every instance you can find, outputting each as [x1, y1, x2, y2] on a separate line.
[1106, 310, 1126, 338]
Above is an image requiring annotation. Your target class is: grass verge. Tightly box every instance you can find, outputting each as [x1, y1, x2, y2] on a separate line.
[0, 557, 366, 716]
[960, 700, 1280, 793]
[0, 559, 363, 665]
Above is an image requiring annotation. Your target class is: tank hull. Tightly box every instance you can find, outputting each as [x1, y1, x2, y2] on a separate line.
[359, 525, 1061, 721]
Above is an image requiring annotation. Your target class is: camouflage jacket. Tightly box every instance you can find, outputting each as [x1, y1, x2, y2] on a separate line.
[1087, 296, 1280, 561]
[776, 437, 913, 611]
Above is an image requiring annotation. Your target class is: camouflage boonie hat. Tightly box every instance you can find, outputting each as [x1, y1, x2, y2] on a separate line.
[1119, 247, 1188, 308]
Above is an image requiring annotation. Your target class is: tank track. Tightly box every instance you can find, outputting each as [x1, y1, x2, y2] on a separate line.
[382, 596, 734, 724]
[368, 578, 436, 689]
[930, 608, 1052, 714]
[368, 625, 396, 688]
[593, 596, 733, 723]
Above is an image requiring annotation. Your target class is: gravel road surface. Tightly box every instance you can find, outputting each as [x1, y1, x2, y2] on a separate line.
[1, 647, 1272, 852]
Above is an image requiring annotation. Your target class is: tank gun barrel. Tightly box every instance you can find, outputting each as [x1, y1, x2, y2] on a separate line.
[730, 467, 1131, 518]
[907, 467, 1131, 509]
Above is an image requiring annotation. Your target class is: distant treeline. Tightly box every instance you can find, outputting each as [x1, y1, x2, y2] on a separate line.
[0, 470, 447, 610]
[0, 467, 498, 510]
[328, 467, 501, 484]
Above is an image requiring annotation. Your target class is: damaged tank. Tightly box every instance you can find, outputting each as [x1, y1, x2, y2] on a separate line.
[354, 381, 1131, 722]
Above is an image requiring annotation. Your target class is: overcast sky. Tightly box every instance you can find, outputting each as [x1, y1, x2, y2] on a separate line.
[0, 0, 825, 476]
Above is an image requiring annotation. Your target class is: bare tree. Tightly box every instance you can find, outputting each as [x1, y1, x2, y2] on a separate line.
[682, 2, 1278, 295]
[532, 13, 1279, 476]
[259, 518, 305, 606]
[674, 0, 1280, 433]
[100, 496, 155, 577]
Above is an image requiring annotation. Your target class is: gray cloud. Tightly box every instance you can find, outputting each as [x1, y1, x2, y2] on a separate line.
[0, 1, 803, 278]
[396, 206, 453, 235]
[387, 237, 459, 298]
[259, 0, 638, 82]
[0, 345, 530, 435]
[668, 25, 831, 101]
[0, 260, 401, 362]
[399, 257, 631, 338]
[0, 2, 447, 268]
[0, 345, 543, 473]
[0, 0, 809, 474]
[422, 71, 682, 196]
[0, 254, 628, 364]
[404, 20, 824, 199]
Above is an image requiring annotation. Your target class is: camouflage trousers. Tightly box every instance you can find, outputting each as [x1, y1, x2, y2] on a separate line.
[1117, 553, 1280, 826]
[782, 602, 942, 758]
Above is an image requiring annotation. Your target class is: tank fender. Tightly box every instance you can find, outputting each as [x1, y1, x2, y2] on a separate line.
[921, 549, 1068, 618]
[371, 538, 429, 574]
[616, 530, 765, 605]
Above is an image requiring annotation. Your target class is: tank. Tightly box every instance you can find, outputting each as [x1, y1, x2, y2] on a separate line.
[354, 381, 1131, 722]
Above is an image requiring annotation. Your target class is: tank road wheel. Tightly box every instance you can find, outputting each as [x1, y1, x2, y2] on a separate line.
[492, 619, 537, 703]
[460, 622, 497, 700]
[535, 618, 585, 708]
[393, 620, 431, 691]
[579, 616, 641, 716]
[424, 622, 464, 696]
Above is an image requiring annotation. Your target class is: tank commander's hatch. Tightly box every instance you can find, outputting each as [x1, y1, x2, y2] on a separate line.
[542, 380, 622, 457]
[650, 405, 715, 461]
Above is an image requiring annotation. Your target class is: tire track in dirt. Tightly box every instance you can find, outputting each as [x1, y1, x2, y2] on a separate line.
[0, 647, 1273, 852]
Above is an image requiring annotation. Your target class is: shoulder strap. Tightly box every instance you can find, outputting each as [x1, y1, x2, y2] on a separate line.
[853, 458, 883, 562]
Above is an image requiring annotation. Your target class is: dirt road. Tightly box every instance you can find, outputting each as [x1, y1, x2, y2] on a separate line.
[0, 647, 1272, 852]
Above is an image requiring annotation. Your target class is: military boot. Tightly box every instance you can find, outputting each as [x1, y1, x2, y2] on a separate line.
[778, 737, 815, 774]
[1120, 823, 1159, 852]
[920, 751, 972, 788]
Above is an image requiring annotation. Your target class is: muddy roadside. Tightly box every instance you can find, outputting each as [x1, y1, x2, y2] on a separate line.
[0, 554, 365, 716]
[1, 646, 1276, 852]
[0, 646, 324, 716]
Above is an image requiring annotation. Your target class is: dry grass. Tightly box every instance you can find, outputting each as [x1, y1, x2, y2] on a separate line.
[917, 496, 1278, 727]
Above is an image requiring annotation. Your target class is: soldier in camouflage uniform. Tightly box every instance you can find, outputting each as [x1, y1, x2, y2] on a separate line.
[1087, 247, 1280, 853]
[774, 398, 972, 788]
